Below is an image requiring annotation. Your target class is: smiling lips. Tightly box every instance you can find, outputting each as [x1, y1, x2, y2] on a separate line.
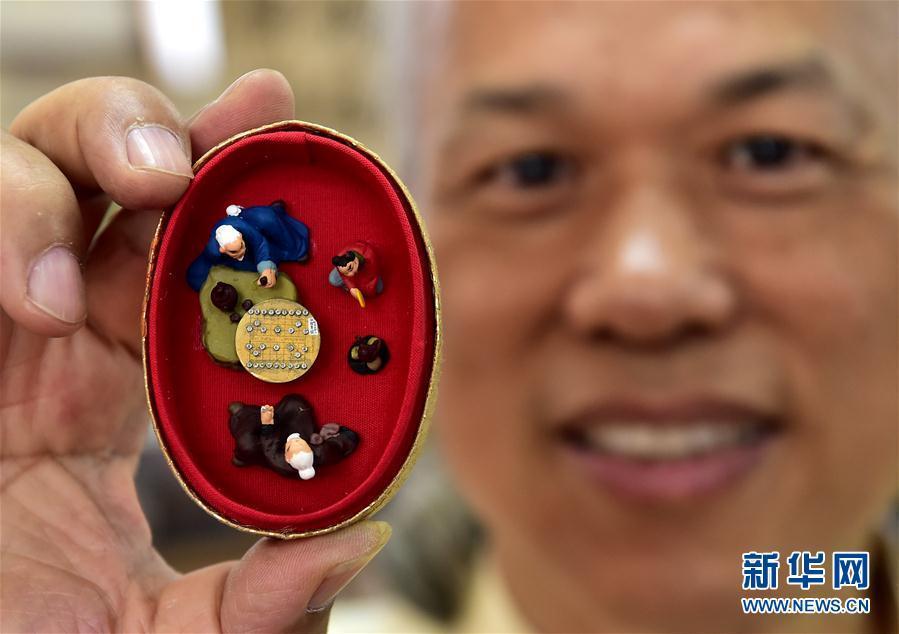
[557, 397, 783, 501]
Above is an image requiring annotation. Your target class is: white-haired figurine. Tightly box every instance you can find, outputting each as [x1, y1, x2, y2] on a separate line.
[284, 433, 316, 480]
[186, 200, 310, 291]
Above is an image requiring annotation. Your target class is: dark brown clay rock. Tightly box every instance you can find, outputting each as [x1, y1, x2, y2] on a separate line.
[211, 281, 238, 312]
[348, 335, 390, 375]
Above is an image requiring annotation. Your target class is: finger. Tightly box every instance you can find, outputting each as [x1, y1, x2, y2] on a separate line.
[10, 76, 193, 210]
[151, 562, 233, 633]
[83, 207, 163, 355]
[220, 521, 391, 634]
[189, 69, 296, 160]
[0, 132, 86, 335]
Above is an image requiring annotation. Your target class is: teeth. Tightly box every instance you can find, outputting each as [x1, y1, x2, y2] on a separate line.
[585, 422, 756, 459]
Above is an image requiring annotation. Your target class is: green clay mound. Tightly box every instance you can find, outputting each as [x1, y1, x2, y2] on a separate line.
[199, 265, 298, 366]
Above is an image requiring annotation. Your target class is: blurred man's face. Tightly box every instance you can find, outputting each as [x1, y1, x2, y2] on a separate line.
[424, 2, 896, 631]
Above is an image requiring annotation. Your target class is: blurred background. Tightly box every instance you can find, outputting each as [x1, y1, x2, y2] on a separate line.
[1, 0, 459, 608]
[1, 1, 403, 161]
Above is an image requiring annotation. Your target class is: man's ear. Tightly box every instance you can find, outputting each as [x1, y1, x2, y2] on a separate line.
[219, 245, 226, 254]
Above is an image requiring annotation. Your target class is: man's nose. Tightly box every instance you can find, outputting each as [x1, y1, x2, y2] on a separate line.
[562, 185, 737, 346]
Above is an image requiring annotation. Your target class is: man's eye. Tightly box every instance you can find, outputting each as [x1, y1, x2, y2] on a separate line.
[716, 134, 838, 199]
[454, 149, 579, 219]
[488, 152, 572, 188]
[723, 135, 823, 171]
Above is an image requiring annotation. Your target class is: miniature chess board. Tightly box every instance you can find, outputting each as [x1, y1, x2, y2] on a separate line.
[234, 298, 321, 383]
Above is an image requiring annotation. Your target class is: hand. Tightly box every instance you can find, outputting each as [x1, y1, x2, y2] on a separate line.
[258, 267, 277, 288]
[0, 70, 389, 633]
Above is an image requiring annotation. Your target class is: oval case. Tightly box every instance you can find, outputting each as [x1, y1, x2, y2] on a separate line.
[142, 121, 440, 537]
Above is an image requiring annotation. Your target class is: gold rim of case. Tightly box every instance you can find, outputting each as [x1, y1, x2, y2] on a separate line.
[141, 120, 442, 539]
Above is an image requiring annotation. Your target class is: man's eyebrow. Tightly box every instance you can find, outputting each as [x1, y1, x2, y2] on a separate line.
[709, 56, 835, 105]
[460, 84, 569, 114]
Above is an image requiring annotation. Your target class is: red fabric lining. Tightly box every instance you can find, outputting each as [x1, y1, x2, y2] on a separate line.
[146, 127, 436, 533]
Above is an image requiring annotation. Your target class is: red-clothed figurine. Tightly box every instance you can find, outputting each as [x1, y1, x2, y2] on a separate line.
[328, 242, 384, 308]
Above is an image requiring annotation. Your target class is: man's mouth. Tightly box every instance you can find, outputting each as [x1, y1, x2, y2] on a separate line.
[556, 398, 783, 502]
[573, 420, 770, 459]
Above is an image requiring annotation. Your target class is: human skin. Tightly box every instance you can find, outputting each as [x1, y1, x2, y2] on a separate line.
[258, 267, 277, 288]
[422, 2, 897, 633]
[0, 70, 389, 632]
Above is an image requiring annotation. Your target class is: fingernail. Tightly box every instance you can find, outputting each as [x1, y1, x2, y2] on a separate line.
[27, 246, 86, 323]
[126, 125, 192, 177]
[306, 522, 392, 613]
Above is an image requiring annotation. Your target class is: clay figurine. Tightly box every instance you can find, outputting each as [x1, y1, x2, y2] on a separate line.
[228, 394, 359, 479]
[187, 200, 309, 291]
[285, 433, 315, 480]
[348, 335, 390, 375]
[328, 242, 383, 308]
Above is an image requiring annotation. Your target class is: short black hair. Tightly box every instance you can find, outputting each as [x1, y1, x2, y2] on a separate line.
[332, 251, 358, 267]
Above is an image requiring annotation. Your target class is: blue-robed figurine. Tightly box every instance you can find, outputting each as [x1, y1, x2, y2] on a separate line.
[187, 200, 310, 291]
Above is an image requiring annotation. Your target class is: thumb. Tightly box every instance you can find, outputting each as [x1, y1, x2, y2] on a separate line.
[220, 521, 391, 634]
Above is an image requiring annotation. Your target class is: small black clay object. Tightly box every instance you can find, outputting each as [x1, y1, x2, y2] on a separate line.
[229, 312, 241, 323]
[228, 394, 359, 479]
[348, 335, 390, 375]
[313, 426, 359, 466]
[210, 281, 238, 312]
[241, 298, 254, 311]
[355, 339, 381, 363]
